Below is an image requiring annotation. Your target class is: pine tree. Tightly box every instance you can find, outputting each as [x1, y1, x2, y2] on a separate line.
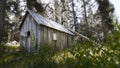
[96, 0, 114, 37]
[0, 0, 7, 45]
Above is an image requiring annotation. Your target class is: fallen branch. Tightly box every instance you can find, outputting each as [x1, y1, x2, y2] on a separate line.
[69, 29, 101, 46]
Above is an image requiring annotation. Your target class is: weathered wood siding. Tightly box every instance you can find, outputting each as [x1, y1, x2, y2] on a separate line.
[39, 25, 74, 50]
[20, 14, 40, 52]
[20, 14, 74, 52]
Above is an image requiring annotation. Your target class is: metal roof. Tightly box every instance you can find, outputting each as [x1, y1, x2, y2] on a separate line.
[28, 10, 74, 35]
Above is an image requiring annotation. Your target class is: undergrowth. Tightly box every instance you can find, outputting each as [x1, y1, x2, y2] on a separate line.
[1, 26, 120, 68]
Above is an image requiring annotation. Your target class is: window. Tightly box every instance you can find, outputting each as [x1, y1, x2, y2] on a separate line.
[27, 31, 30, 37]
[53, 33, 57, 40]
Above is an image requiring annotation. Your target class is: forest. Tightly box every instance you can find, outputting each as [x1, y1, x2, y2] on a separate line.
[0, 0, 120, 68]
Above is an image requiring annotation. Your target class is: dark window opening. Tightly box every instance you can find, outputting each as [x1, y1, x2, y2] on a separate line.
[27, 31, 30, 37]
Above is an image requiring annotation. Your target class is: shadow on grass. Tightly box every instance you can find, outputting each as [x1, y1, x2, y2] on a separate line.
[0, 41, 120, 68]
[0, 45, 58, 68]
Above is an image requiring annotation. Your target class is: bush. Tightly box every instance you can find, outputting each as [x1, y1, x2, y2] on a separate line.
[49, 40, 120, 68]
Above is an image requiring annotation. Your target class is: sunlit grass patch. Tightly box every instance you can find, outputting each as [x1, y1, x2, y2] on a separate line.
[50, 51, 75, 64]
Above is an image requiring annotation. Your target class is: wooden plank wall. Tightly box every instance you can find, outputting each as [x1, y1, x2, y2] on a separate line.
[20, 14, 74, 52]
[39, 25, 74, 50]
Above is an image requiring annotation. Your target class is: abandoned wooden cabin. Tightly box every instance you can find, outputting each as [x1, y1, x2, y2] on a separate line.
[19, 9, 74, 52]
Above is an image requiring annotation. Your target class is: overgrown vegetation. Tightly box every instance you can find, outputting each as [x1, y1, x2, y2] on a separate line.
[0, 31, 120, 68]
[0, 24, 120, 68]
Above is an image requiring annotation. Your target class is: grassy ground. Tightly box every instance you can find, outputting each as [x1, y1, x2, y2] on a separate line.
[0, 41, 120, 68]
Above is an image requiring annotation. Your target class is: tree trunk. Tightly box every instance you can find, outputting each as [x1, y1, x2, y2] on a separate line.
[71, 0, 77, 31]
[82, 0, 90, 37]
[0, 0, 6, 45]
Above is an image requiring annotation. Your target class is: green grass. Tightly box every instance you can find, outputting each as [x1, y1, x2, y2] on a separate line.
[0, 41, 120, 68]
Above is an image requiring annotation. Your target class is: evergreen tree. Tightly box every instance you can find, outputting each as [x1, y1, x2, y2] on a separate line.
[0, 0, 7, 45]
[27, 0, 45, 14]
[96, 0, 114, 37]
